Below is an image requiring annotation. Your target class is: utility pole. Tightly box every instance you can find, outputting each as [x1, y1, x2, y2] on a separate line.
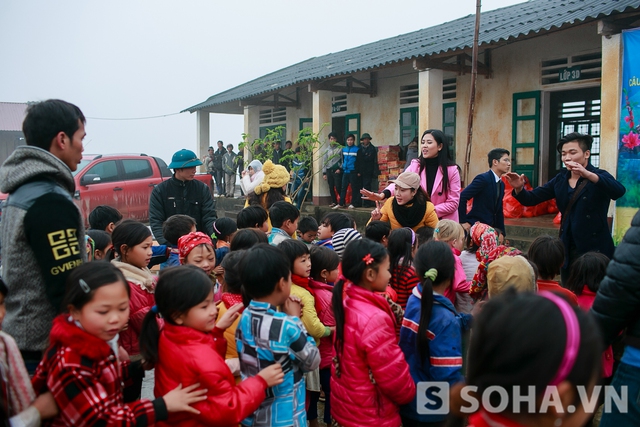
[463, 0, 482, 186]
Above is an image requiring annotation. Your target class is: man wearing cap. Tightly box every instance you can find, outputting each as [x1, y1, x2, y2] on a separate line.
[355, 133, 378, 208]
[149, 149, 217, 245]
[368, 171, 438, 231]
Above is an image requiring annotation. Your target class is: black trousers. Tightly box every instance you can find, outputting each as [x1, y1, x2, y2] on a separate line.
[327, 170, 342, 204]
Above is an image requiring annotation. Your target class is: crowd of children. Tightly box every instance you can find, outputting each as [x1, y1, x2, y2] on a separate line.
[0, 199, 629, 427]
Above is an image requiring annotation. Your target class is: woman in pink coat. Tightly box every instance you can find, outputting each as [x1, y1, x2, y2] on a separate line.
[362, 129, 461, 221]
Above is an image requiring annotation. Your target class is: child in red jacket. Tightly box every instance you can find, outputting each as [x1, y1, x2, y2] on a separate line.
[32, 262, 207, 427]
[331, 239, 416, 427]
[110, 220, 159, 401]
[139, 265, 284, 427]
[309, 246, 340, 427]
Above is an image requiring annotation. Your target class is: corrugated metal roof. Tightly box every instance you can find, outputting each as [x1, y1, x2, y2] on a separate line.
[184, 0, 640, 113]
[0, 102, 28, 131]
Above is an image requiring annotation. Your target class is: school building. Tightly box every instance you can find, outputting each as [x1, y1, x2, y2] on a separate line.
[184, 0, 640, 207]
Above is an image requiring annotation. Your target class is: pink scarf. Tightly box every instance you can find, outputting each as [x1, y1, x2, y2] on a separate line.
[0, 331, 35, 416]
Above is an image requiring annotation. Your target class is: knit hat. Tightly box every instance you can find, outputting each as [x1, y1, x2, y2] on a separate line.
[255, 160, 290, 195]
[470, 245, 522, 300]
[470, 222, 499, 261]
[487, 255, 536, 298]
[332, 228, 362, 259]
[178, 232, 214, 264]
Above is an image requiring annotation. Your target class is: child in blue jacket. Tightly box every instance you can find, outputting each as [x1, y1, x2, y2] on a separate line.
[399, 240, 476, 426]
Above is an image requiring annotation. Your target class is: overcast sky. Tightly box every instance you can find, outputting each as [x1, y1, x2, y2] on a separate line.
[1, 0, 522, 164]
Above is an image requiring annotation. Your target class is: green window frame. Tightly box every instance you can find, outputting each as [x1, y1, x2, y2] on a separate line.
[442, 102, 456, 162]
[399, 107, 419, 148]
[512, 91, 541, 186]
[299, 118, 312, 135]
[259, 125, 286, 140]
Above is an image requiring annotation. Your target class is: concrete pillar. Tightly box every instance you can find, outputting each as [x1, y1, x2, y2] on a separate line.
[418, 69, 444, 133]
[243, 106, 252, 164]
[196, 110, 210, 173]
[600, 33, 625, 225]
[600, 33, 622, 176]
[312, 90, 332, 205]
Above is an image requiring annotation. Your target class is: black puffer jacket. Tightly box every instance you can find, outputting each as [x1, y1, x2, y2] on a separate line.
[149, 176, 217, 245]
[591, 210, 640, 348]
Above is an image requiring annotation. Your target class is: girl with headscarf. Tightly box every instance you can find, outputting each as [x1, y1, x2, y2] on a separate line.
[240, 159, 264, 196]
[244, 160, 293, 232]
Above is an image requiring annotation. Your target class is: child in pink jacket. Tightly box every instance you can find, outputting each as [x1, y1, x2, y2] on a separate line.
[331, 239, 415, 427]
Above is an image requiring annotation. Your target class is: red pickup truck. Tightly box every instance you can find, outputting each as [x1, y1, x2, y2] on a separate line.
[69, 154, 213, 226]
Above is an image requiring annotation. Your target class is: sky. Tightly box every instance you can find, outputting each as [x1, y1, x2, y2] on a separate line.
[1, 0, 523, 164]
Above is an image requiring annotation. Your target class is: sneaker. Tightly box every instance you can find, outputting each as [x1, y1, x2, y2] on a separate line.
[332, 204, 343, 210]
[348, 204, 355, 209]
[329, 203, 337, 208]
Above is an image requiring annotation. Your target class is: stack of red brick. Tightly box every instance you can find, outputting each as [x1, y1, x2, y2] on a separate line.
[377, 145, 405, 192]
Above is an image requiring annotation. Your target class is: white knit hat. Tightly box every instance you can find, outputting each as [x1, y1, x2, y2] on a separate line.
[332, 228, 362, 259]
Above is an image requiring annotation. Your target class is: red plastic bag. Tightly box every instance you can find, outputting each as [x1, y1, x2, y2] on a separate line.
[503, 178, 524, 218]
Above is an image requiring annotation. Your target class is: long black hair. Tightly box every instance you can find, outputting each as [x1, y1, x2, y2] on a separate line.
[248, 187, 286, 210]
[331, 239, 388, 357]
[418, 129, 455, 196]
[388, 228, 415, 271]
[564, 252, 610, 295]
[413, 240, 455, 363]
[139, 265, 213, 365]
[467, 289, 601, 413]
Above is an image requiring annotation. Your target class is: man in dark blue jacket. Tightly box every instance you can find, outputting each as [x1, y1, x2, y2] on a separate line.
[459, 148, 510, 235]
[506, 132, 625, 282]
[336, 134, 359, 209]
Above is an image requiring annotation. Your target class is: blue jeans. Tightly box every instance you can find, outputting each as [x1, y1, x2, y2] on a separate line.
[600, 361, 640, 426]
[292, 177, 307, 209]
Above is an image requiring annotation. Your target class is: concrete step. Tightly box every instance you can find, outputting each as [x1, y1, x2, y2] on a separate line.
[505, 235, 538, 253]
[505, 214, 558, 239]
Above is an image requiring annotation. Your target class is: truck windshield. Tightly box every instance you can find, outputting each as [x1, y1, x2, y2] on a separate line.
[72, 159, 93, 176]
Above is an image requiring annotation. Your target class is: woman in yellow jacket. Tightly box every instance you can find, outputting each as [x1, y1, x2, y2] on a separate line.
[369, 171, 439, 231]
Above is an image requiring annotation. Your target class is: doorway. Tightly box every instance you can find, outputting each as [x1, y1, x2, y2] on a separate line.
[331, 116, 346, 145]
[547, 87, 601, 180]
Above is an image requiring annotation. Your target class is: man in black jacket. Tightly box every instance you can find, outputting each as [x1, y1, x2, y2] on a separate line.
[149, 149, 217, 245]
[355, 133, 378, 208]
[213, 140, 226, 196]
[591, 210, 640, 425]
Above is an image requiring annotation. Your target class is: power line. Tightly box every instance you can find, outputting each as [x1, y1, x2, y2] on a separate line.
[85, 112, 182, 121]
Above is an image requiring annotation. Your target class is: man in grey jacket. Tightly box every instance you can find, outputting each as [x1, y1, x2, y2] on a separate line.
[322, 132, 343, 207]
[0, 99, 87, 371]
[223, 143, 238, 197]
